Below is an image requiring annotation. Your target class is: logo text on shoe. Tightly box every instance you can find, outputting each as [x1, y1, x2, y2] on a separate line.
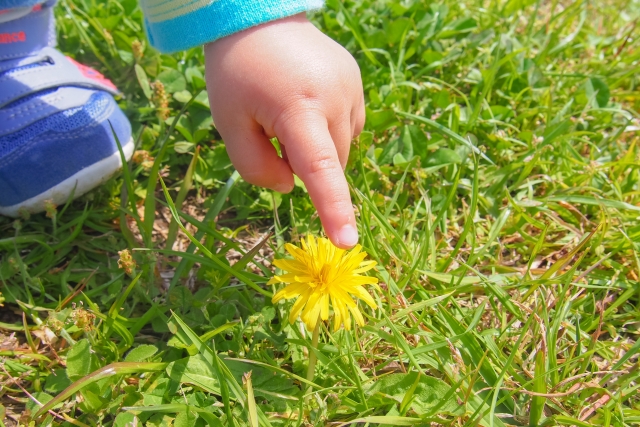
[0, 32, 26, 44]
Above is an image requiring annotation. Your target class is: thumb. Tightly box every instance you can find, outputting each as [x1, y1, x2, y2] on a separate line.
[277, 113, 358, 249]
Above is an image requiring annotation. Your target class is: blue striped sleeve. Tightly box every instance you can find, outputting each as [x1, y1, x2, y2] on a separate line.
[140, 0, 324, 53]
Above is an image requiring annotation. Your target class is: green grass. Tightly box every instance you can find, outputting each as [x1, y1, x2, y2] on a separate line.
[1, 0, 640, 425]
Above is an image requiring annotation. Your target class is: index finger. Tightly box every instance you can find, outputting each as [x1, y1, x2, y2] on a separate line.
[276, 113, 358, 249]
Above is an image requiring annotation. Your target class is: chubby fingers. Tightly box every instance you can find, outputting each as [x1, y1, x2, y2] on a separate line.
[277, 112, 358, 249]
[223, 125, 294, 193]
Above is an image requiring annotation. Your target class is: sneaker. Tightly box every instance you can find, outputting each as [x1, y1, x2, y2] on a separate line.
[0, 1, 133, 217]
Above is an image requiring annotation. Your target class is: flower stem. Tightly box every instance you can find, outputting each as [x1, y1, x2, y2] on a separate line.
[305, 317, 321, 402]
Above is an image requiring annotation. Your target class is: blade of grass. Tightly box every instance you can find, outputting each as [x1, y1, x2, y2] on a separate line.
[243, 372, 259, 427]
[142, 91, 202, 246]
[523, 224, 600, 300]
[529, 350, 547, 426]
[489, 315, 534, 427]
[165, 145, 200, 250]
[170, 171, 241, 287]
[397, 111, 494, 165]
[159, 177, 271, 298]
[103, 272, 142, 340]
[442, 155, 479, 271]
[33, 362, 167, 418]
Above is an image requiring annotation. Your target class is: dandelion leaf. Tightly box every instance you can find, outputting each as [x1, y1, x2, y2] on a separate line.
[167, 355, 297, 405]
[366, 372, 460, 415]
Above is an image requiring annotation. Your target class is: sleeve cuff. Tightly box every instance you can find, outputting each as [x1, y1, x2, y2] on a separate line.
[143, 0, 324, 54]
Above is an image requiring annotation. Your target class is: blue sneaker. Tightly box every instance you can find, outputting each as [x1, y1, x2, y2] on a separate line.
[0, 1, 133, 217]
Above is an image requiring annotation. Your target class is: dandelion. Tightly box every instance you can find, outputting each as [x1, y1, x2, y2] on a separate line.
[270, 235, 379, 332]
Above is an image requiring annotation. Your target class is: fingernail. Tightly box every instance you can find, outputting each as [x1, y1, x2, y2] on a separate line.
[274, 183, 293, 193]
[337, 225, 358, 247]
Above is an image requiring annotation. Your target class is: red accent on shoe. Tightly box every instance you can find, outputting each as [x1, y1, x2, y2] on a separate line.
[66, 57, 117, 92]
[0, 31, 26, 43]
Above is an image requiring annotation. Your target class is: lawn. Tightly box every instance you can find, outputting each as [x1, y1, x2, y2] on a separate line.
[1, 0, 639, 426]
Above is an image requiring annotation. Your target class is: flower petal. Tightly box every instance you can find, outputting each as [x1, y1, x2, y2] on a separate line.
[273, 259, 309, 274]
[352, 260, 377, 274]
[320, 293, 330, 321]
[332, 286, 357, 308]
[288, 289, 311, 324]
[276, 272, 314, 283]
[339, 299, 352, 331]
[267, 276, 284, 285]
[340, 276, 379, 287]
[331, 294, 342, 331]
[272, 282, 308, 303]
[285, 243, 310, 263]
[351, 286, 378, 309]
[301, 299, 321, 331]
[348, 305, 365, 326]
[301, 290, 323, 322]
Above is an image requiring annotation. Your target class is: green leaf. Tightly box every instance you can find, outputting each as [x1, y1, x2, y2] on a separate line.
[378, 139, 400, 165]
[166, 355, 221, 394]
[400, 126, 414, 160]
[542, 120, 571, 146]
[225, 358, 297, 397]
[203, 144, 232, 171]
[80, 387, 108, 413]
[386, 17, 412, 45]
[366, 372, 459, 415]
[393, 152, 408, 165]
[421, 50, 443, 64]
[174, 140, 195, 154]
[125, 344, 159, 362]
[173, 90, 193, 103]
[66, 339, 91, 381]
[25, 391, 53, 414]
[44, 369, 72, 394]
[367, 108, 400, 132]
[135, 64, 152, 99]
[586, 77, 610, 108]
[157, 68, 187, 93]
[175, 410, 198, 427]
[408, 125, 432, 159]
[346, 416, 424, 425]
[425, 147, 462, 166]
[168, 286, 193, 308]
[122, 404, 223, 427]
[114, 412, 139, 427]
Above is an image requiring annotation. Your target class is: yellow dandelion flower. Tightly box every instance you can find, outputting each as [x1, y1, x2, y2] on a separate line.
[270, 235, 379, 332]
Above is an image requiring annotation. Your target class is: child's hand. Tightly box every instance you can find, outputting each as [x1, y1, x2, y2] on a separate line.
[204, 14, 365, 249]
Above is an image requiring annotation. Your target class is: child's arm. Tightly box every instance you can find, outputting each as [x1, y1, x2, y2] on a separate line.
[140, 1, 364, 249]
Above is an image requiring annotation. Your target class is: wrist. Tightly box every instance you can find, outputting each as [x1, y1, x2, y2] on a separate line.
[144, 0, 322, 54]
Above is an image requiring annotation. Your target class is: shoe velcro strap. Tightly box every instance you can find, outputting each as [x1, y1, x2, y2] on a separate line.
[0, 4, 55, 61]
[0, 87, 95, 136]
[0, 47, 119, 109]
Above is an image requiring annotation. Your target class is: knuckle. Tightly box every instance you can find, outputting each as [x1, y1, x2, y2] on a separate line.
[307, 152, 340, 176]
[275, 97, 323, 127]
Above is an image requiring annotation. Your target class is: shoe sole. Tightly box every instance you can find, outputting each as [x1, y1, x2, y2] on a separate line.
[0, 137, 134, 217]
